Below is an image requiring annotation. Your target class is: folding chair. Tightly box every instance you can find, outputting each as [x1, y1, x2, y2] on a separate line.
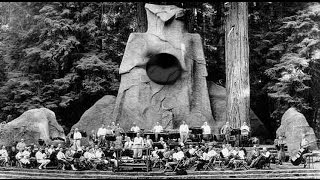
[203, 156, 216, 171]
[173, 158, 185, 172]
[233, 159, 249, 170]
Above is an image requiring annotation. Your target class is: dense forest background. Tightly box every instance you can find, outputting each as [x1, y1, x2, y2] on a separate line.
[0, 2, 319, 138]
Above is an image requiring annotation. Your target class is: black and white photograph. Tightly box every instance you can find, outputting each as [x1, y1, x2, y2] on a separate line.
[0, 2, 319, 179]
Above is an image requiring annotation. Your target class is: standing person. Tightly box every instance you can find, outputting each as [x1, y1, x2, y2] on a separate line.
[220, 121, 232, 144]
[114, 123, 125, 136]
[73, 128, 82, 151]
[275, 135, 286, 165]
[97, 124, 107, 147]
[110, 122, 117, 134]
[36, 147, 50, 170]
[201, 122, 211, 142]
[16, 139, 26, 152]
[179, 121, 189, 143]
[132, 133, 144, 161]
[152, 122, 163, 142]
[131, 123, 140, 133]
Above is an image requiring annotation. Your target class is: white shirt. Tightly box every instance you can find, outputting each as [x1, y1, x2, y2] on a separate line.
[36, 151, 47, 161]
[153, 125, 163, 133]
[301, 138, 309, 148]
[48, 148, 54, 155]
[22, 150, 30, 159]
[238, 150, 245, 159]
[124, 141, 133, 149]
[95, 151, 104, 159]
[84, 151, 95, 160]
[179, 124, 189, 134]
[221, 148, 230, 158]
[207, 149, 217, 158]
[172, 151, 184, 161]
[262, 151, 270, 158]
[188, 148, 196, 155]
[73, 131, 82, 140]
[15, 152, 23, 160]
[201, 125, 211, 134]
[97, 127, 107, 137]
[56, 151, 66, 160]
[131, 126, 140, 133]
[0, 149, 8, 158]
[240, 125, 250, 135]
[133, 137, 144, 146]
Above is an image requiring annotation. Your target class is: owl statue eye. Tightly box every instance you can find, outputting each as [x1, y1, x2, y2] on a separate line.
[146, 53, 182, 85]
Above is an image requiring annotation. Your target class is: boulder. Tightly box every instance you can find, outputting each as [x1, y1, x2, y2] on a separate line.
[112, 4, 214, 131]
[208, 81, 270, 137]
[68, 95, 116, 146]
[0, 108, 65, 147]
[276, 107, 318, 157]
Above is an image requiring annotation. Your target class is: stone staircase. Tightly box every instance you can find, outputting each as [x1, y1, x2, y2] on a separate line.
[0, 166, 319, 179]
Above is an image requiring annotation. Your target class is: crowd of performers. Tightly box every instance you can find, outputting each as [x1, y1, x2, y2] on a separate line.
[0, 120, 312, 171]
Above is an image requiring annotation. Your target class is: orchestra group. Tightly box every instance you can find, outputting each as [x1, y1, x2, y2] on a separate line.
[0, 120, 311, 171]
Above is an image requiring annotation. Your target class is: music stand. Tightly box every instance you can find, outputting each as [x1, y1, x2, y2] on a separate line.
[105, 135, 116, 141]
[144, 132, 156, 142]
[153, 142, 164, 149]
[126, 131, 137, 139]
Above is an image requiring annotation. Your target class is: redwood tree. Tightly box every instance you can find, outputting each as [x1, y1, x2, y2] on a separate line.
[225, 2, 250, 129]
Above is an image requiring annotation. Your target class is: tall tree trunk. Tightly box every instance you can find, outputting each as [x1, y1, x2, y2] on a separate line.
[225, 2, 250, 129]
[136, 2, 147, 33]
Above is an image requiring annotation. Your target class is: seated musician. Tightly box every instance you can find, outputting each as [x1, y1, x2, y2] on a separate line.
[152, 122, 163, 142]
[177, 138, 184, 147]
[253, 147, 270, 169]
[188, 145, 196, 157]
[195, 145, 217, 170]
[130, 122, 140, 133]
[164, 146, 185, 171]
[123, 136, 133, 157]
[227, 146, 240, 169]
[94, 147, 109, 168]
[220, 122, 232, 144]
[144, 135, 153, 149]
[0, 145, 9, 166]
[300, 134, 312, 167]
[20, 147, 31, 168]
[56, 147, 77, 170]
[83, 147, 97, 169]
[249, 145, 261, 168]
[201, 122, 211, 142]
[158, 137, 167, 151]
[240, 122, 250, 145]
[35, 147, 50, 170]
[151, 146, 160, 167]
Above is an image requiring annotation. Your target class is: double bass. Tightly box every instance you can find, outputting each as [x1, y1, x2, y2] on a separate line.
[290, 147, 306, 166]
[290, 140, 316, 166]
